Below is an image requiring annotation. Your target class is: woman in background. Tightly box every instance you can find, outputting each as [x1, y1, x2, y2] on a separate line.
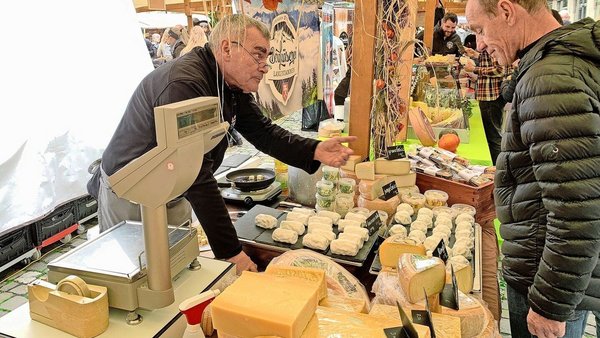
[154, 28, 173, 67]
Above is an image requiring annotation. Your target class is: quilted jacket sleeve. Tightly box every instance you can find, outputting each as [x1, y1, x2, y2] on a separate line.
[518, 57, 600, 321]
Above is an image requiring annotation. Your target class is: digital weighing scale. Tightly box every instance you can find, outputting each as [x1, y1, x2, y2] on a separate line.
[48, 97, 229, 323]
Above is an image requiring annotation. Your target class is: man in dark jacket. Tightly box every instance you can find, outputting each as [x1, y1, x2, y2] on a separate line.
[88, 14, 356, 274]
[416, 12, 465, 56]
[467, 0, 600, 337]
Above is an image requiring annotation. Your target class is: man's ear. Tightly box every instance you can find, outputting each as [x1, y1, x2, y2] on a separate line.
[220, 40, 232, 60]
[498, 0, 516, 26]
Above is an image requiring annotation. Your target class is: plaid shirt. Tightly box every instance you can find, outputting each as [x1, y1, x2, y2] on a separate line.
[474, 50, 511, 101]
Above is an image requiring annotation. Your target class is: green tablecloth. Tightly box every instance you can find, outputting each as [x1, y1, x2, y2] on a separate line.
[400, 100, 493, 166]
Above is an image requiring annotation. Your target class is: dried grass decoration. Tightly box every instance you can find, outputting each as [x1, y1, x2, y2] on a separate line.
[370, 0, 418, 158]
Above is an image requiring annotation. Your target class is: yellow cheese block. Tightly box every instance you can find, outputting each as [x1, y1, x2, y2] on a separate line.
[265, 265, 328, 301]
[211, 271, 319, 338]
[219, 314, 319, 338]
[374, 158, 412, 176]
[445, 262, 474, 294]
[379, 235, 427, 269]
[357, 195, 400, 218]
[359, 173, 417, 200]
[316, 306, 431, 337]
[355, 161, 375, 180]
[369, 303, 462, 338]
[340, 155, 363, 172]
[319, 294, 369, 313]
[397, 254, 446, 303]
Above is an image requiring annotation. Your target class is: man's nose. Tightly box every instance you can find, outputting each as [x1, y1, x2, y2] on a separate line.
[476, 39, 487, 53]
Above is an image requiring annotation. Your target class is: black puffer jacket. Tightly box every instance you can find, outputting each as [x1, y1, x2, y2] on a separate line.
[495, 18, 600, 321]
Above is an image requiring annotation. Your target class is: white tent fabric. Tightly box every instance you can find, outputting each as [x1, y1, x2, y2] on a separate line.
[0, 0, 155, 236]
[138, 11, 209, 29]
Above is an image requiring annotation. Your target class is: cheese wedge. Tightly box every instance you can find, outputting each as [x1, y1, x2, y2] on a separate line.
[374, 158, 411, 176]
[357, 195, 400, 219]
[445, 256, 474, 294]
[355, 161, 376, 180]
[379, 235, 426, 269]
[341, 155, 363, 172]
[397, 254, 446, 303]
[211, 271, 319, 338]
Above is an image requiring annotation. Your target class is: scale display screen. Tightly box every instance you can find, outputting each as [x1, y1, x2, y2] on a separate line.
[177, 105, 218, 139]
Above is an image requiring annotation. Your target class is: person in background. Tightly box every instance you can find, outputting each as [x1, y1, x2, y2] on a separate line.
[151, 33, 161, 53]
[88, 14, 356, 275]
[144, 33, 156, 59]
[467, 0, 600, 336]
[194, 18, 212, 38]
[154, 27, 174, 67]
[560, 9, 572, 25]
[179, 25, 208, 57]
[169, 26, 187, 58]
[464, 47, 510, 165]
[416, 12, 465, 56]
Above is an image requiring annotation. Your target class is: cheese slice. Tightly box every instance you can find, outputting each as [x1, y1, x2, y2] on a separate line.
[355, 161, 376, 180]
[369, 303, 462, 338]
[341, 155, 363, 172]
[397, 254, 446, 303]
[357, 195, 400, 218]
[316, 306, 431, 337]
[319, 294, 369, 313]
[265, 265, 328, 301]
[374, 158, 412, 176]
[446, 256, 474, 294]
[379, 235, 426, 269]
[211, 271, 319, 338]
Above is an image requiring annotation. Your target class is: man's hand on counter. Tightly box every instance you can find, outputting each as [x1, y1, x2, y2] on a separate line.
[226, 250, 258, 275]
[314, 136, 358, 168]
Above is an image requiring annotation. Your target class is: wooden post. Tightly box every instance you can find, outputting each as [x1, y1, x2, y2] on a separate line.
[348, 0, 377, 159]
[185, 0, 193, 31]
[424, 0, 438, 51]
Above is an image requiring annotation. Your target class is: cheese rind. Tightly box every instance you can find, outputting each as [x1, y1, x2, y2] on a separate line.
[397, 254, 446, 303]
[211, 271, 319, 338]
[265, 265, 328, 301]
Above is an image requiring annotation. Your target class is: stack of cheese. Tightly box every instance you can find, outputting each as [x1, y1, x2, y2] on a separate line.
[354, 158, 417, 219]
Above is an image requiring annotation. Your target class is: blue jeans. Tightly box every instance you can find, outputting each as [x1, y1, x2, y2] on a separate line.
[506, 283, 588, 337]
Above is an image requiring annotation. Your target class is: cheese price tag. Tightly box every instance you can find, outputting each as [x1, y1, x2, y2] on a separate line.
[412, 289, 437, 338]
[381, 180, 399, 201]
[440, 265, 460, 310]
[366, 211, 383, 235]
[432, 238, 449, 263]
[386, 145, 406, 160]
[382, 302, 419, 338]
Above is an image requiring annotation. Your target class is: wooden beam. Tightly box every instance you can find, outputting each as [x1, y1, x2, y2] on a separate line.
[423, 0, 437, 51]
[348, 0, 377, 159]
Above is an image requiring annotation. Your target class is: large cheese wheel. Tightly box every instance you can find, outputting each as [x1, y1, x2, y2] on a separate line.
[397, 254, 446, 303]
[357, 195, 400, 218]
[369, 303, 462, 338]
[268, 249, 370, 306]
[379, 235, 426, 269]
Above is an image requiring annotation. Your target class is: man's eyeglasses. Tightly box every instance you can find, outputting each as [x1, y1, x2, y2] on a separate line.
[231, 41, 272, 70]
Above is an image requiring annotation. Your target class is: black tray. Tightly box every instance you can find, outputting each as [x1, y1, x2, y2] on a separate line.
[233, 205, 286, 241]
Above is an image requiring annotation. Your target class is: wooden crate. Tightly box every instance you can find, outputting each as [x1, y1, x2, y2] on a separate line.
[416, 173, 496, 226]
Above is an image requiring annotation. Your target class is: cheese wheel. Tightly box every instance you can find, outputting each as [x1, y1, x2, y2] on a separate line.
[397, 254, 446, 303]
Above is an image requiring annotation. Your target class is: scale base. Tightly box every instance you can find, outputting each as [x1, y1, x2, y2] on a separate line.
[47, 221, 200, 312]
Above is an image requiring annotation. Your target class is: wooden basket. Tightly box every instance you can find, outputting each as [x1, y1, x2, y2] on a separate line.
[416, 173, 496, 227]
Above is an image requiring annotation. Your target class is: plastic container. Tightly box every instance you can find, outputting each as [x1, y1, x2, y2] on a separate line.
[334, 193, 355, 216]
[401, 193, 427, 212]
[451, 203, 477, 217]
[424, 189, 449, 207]
[316, 180, 335, 197]
[397, 185, 420, 199]
[322, 165, 340, 182]
[315, 193, 335, 211]
[338, 178, 356, 194]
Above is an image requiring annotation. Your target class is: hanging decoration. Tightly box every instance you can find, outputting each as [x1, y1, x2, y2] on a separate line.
[370, 0, 418, 158]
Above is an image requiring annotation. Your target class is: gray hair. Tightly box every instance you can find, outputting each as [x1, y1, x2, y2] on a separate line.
[208, 14, 270, 51]
[478, 0, 549, 16]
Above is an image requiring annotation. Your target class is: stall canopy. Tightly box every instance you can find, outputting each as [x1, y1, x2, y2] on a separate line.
[138, 11, 209, 28]
[133, 0, 233, 15]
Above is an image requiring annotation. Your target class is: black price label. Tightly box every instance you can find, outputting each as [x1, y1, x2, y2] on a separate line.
[386, 145, 407, 160]
[381, 180, 399, 201]
[385, 302, 418, 338]
[440, 265, 460, 310]
[383, 327, 405, 338]
[366, 211, 383, 236]
[432, 238, 449, 263]
[419, 289, 437, 338]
